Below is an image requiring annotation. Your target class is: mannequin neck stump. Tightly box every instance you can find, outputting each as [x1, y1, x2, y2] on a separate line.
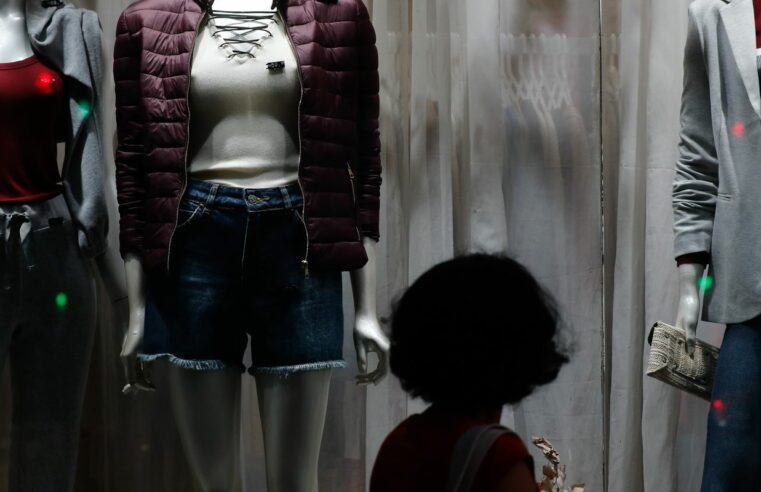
[0, 0, 33, 63]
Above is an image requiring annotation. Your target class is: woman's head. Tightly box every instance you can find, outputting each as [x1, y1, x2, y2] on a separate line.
[389, 253, 569, 410]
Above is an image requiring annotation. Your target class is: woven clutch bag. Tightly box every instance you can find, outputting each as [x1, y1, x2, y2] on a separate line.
[646, 321, 719, 401]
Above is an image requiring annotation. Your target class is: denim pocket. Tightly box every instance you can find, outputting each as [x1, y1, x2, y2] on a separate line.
[177, 200, 205, 229]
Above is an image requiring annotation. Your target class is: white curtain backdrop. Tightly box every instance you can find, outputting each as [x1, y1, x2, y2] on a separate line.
[370, 0, 604, 490]
[606, 1, 719, 491]
[5, 0, 726, 490]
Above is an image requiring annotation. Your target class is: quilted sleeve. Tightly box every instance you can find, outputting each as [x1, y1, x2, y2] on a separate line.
[355, 0, 381, 242]
[113, 11, 146, 258]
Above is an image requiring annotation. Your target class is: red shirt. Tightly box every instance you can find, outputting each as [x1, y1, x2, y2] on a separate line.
[370, 407, 537, 492]
[0, 55, 65, 203]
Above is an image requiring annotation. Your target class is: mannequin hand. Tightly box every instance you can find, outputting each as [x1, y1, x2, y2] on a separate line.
[120, 304, 155, 395]
[353, 312, 390, 386]
[675, 263, 705, 357]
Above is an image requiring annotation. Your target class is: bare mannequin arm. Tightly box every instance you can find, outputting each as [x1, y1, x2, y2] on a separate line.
[350, 237, 389, 385]
[94, 245, 128, 302]
[675, 263, 705, 356]
[121, 254, 154, 393]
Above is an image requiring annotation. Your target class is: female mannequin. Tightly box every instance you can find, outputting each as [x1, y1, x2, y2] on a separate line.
[0, 0, 113, 490]
[114, 0, 388, 490]
[674, 0, 761, 489]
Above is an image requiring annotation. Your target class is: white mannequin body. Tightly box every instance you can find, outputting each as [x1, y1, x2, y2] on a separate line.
[0, 0, 33, 63]
[120, 1, 389, 490]
[675, 263, 704, 355]
[0, 0, 126, 304]
[187, 8, 300, 189]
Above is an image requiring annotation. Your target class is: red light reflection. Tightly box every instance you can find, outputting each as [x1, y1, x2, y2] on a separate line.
[34, 72, 57, 95]
[731, 121, 746, 138]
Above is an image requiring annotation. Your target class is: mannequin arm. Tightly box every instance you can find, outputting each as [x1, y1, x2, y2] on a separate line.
[121, 254, 154, 393]
[350, 237, 390, 385]
[675, 263, 705, 356]
[93, 247, 130, 353]
[94, 244, 128, 303]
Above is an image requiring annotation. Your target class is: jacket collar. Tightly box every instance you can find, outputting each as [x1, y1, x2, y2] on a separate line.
[192, 0, 336, 9]
[24, 1, 91, 91]
[719, 0, 761, 118]
[26, 0, 59, 41]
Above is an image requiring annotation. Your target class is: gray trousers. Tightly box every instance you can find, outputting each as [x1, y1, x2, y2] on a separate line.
[0, 194, 96, 492]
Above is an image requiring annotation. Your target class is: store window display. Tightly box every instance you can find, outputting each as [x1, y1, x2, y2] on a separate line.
[112, 0, 388, 490]
[673, 0, 761, 489]
[0, 0, 117, 490]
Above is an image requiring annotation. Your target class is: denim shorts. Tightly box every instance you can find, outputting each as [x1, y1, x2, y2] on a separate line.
[140, 179, 345, 375]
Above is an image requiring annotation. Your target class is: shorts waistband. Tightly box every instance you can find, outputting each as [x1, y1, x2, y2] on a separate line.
[0, 193, 69, 231]
[183, 179, 303, 211]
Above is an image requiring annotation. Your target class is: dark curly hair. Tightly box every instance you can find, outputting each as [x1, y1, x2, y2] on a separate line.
[389, 253, 569, 409]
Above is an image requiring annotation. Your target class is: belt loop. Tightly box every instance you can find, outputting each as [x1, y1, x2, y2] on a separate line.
[205, 183, 219, 209]
[280, 186, 292, 209]
[8, 214, 32, 272]
[22, 225, 36, 272]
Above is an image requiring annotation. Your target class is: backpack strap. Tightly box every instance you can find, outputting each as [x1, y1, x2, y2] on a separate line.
[446, 423, 514, 492]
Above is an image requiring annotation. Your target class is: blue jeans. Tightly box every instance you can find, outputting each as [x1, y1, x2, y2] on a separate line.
[141, 180, 345, 375]
[0, 194, 96, 492]
[701, 321, 761, 491]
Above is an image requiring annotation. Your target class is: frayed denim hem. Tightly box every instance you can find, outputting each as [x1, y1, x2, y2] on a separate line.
[249, 360, 347, 377]
[138, 353, 243, 372]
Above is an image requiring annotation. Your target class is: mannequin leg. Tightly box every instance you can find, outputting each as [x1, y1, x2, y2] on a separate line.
[256, 369, 332, 492]
[168, 365, 241, 492]
[700, 322, 761, 492]
[7, 220, 97, 492]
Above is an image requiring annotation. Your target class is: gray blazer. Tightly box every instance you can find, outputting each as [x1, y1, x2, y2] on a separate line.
[25, 1, 107, 258]
[673, 0, 761, 323]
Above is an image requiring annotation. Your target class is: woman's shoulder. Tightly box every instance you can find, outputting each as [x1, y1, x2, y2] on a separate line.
[476, 431, 536, 490]
[490, 431, 532, 463]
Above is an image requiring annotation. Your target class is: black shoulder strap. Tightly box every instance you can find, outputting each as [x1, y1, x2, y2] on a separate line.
[446, 424, 514, 492]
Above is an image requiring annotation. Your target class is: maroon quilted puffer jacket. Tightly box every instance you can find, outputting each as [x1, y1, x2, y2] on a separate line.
[113, 0, 380, 273]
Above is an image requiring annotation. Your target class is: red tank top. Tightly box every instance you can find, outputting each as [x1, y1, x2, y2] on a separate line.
[370, 407, 537, 492]
[0, 55, 66, 203]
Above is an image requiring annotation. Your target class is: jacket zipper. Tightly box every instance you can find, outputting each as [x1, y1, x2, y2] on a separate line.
[347, 162, 361, 240]
[166, 5, 209, 270]
[279, 7, 310, 278]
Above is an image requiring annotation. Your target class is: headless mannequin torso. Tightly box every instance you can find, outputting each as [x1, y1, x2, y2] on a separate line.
[187, 8, 300, 188]
[0, 1, 130, 490]
[120, 1, 389, 490]
[676, 5, 761, 352]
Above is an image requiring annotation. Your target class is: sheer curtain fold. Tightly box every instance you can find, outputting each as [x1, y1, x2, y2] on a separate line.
[376, 1, 605, 490]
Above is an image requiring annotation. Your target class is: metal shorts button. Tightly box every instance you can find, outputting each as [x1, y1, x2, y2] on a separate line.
[247, 195, 270, 204]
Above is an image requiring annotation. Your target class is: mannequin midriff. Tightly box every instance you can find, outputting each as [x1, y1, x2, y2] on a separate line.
[187, 0, 300, 189]
[0, 55, 65, 202]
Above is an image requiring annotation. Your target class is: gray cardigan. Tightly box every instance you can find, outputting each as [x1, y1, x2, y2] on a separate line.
[673, 0, 761, 323]
[26, 0, 107, 258]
